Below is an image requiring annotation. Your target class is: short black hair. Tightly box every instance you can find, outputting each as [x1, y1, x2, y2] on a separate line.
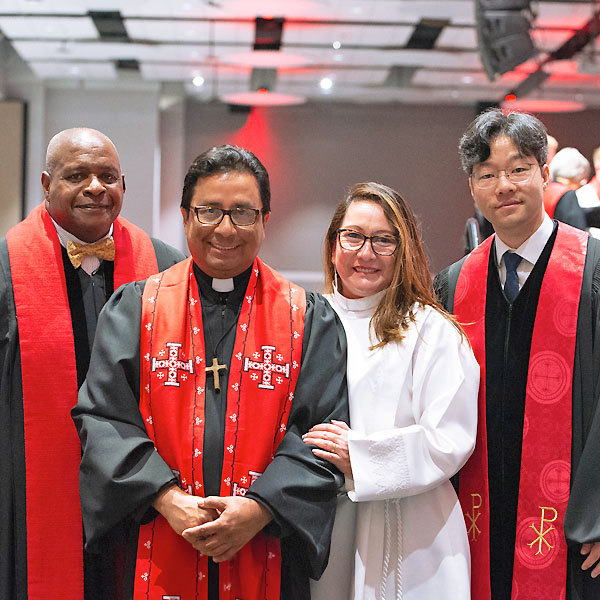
[181, 145, 270, 214]
[459, 109, 548, 174]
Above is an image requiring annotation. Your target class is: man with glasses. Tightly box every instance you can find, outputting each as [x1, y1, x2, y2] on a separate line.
[73, 145, 348, 599]
[435, 109, 600, 599]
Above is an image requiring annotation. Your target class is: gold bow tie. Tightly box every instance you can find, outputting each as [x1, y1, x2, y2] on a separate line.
[66, 237, 115, 269]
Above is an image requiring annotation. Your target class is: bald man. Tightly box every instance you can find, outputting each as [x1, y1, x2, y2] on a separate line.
[0, 128, 184, 600]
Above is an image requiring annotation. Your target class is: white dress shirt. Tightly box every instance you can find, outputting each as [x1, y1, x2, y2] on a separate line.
[494, 214, 554, 291]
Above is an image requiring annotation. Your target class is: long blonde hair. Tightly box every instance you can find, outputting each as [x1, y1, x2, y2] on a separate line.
[324, 182, 463, 348]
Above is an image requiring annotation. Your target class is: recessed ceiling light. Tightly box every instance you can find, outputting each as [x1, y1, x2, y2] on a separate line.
[221, 91, 306, 107]
[222, 51, 312, 68]
[332, 41, 341, 50]
[500, 99, 585, 113]
[192, 75, 205, 87]
[320, 77, 333, 90]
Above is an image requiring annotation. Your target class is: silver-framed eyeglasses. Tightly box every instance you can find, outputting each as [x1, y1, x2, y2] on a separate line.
[337, 228, 399, 256]
[472, 162, 538, 189]
[191, 205, 261, 226]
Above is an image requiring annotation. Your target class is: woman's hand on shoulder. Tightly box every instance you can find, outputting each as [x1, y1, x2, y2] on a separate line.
[302, 419, 353, 478]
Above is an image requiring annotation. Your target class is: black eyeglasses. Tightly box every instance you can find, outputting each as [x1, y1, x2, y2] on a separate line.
[337, 228, 399, 256]
[191, 205, 261, 226]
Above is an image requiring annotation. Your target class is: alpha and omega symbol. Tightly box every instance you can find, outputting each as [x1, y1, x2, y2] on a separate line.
[151, 342, 194, 387]
[465, 493, 482, 542]
[243, 345, 290, 390]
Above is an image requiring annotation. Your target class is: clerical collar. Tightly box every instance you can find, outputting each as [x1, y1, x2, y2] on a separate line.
[51, 216, 113, 275]
[331, 285, 386, 314]
[212, 277, 234, 292]
[193, 263, 252, 301]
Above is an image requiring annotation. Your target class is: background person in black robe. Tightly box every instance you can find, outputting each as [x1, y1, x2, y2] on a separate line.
[0, 128, 184, 600]
[72, 145, 348, 600]
[434, 109, 600, 600]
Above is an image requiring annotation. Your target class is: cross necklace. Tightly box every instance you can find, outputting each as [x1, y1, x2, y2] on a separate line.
[204, 293, 237, 392]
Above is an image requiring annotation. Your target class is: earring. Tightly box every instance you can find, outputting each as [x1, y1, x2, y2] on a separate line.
[333, 269, 341, 293]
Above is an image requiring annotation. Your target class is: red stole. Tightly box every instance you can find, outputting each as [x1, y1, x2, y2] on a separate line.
[5, 203, 158, 599]
[135, 257, 306, 600]
[543, 182, 570, 218]
[455, 224, 588, 600]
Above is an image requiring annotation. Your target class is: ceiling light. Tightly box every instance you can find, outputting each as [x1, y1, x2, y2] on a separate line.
[320, 77, 333, 91]
[192, 75, 205, 87]
[221, 91, 306, 107]
[222, 51, 311, 68]
[500, 99, 585, 113]
[332, 41, 341, 50]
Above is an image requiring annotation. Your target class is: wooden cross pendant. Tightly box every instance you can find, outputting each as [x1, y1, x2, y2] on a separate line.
[205, 357, 227, 391]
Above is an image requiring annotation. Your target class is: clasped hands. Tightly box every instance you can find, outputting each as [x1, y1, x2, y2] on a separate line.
[153, 485, 272, 562]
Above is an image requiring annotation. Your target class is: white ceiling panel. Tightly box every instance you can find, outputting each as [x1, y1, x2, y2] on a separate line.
[0, 16, 98, 39]
[436, 26, 477, 50]
[125, 19, 211, 42]
[28, 60, 117, 79]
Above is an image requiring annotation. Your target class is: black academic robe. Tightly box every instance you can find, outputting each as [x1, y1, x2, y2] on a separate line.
[434, 224, 600, 600]
[0, 236, 184, 600]
[72, 265, 349, 600]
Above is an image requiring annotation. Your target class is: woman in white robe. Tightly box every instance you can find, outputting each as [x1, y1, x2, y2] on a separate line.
[304, 182, 479, 600]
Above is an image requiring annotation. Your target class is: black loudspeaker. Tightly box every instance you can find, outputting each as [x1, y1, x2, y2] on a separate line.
[475, 0, 535, 80]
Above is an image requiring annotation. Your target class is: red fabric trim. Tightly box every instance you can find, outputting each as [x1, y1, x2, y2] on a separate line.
[456, 224, 588, 599]
[543, 182, 569, 219]
[5, 203, 157, 599]
[135, 257, 306, 600]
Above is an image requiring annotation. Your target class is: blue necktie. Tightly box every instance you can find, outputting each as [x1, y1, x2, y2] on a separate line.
[503, 251, 522, 303]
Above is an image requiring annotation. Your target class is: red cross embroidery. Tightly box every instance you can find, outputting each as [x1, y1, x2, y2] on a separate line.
[243, 345, 290, 390]
[151, 342, 194, 387]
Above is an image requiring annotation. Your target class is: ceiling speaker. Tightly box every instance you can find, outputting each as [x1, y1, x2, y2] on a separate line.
[476, 1, 535, 80]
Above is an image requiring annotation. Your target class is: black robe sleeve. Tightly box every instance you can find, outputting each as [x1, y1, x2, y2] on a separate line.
[565, 240, 600, 546]
[0, 239, 27, 600]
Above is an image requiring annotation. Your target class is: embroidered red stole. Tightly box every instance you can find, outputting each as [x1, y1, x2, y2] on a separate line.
[135, 257, 306, 600]
[455, 224, 588, 599]
[543, 182, 570, 218]
[6, 203, 157, 599]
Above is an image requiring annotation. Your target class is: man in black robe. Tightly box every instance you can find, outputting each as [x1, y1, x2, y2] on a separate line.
[434, 109, 600, 600]
[72, 145, 348, 599]
[0, 128, 184, 600]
